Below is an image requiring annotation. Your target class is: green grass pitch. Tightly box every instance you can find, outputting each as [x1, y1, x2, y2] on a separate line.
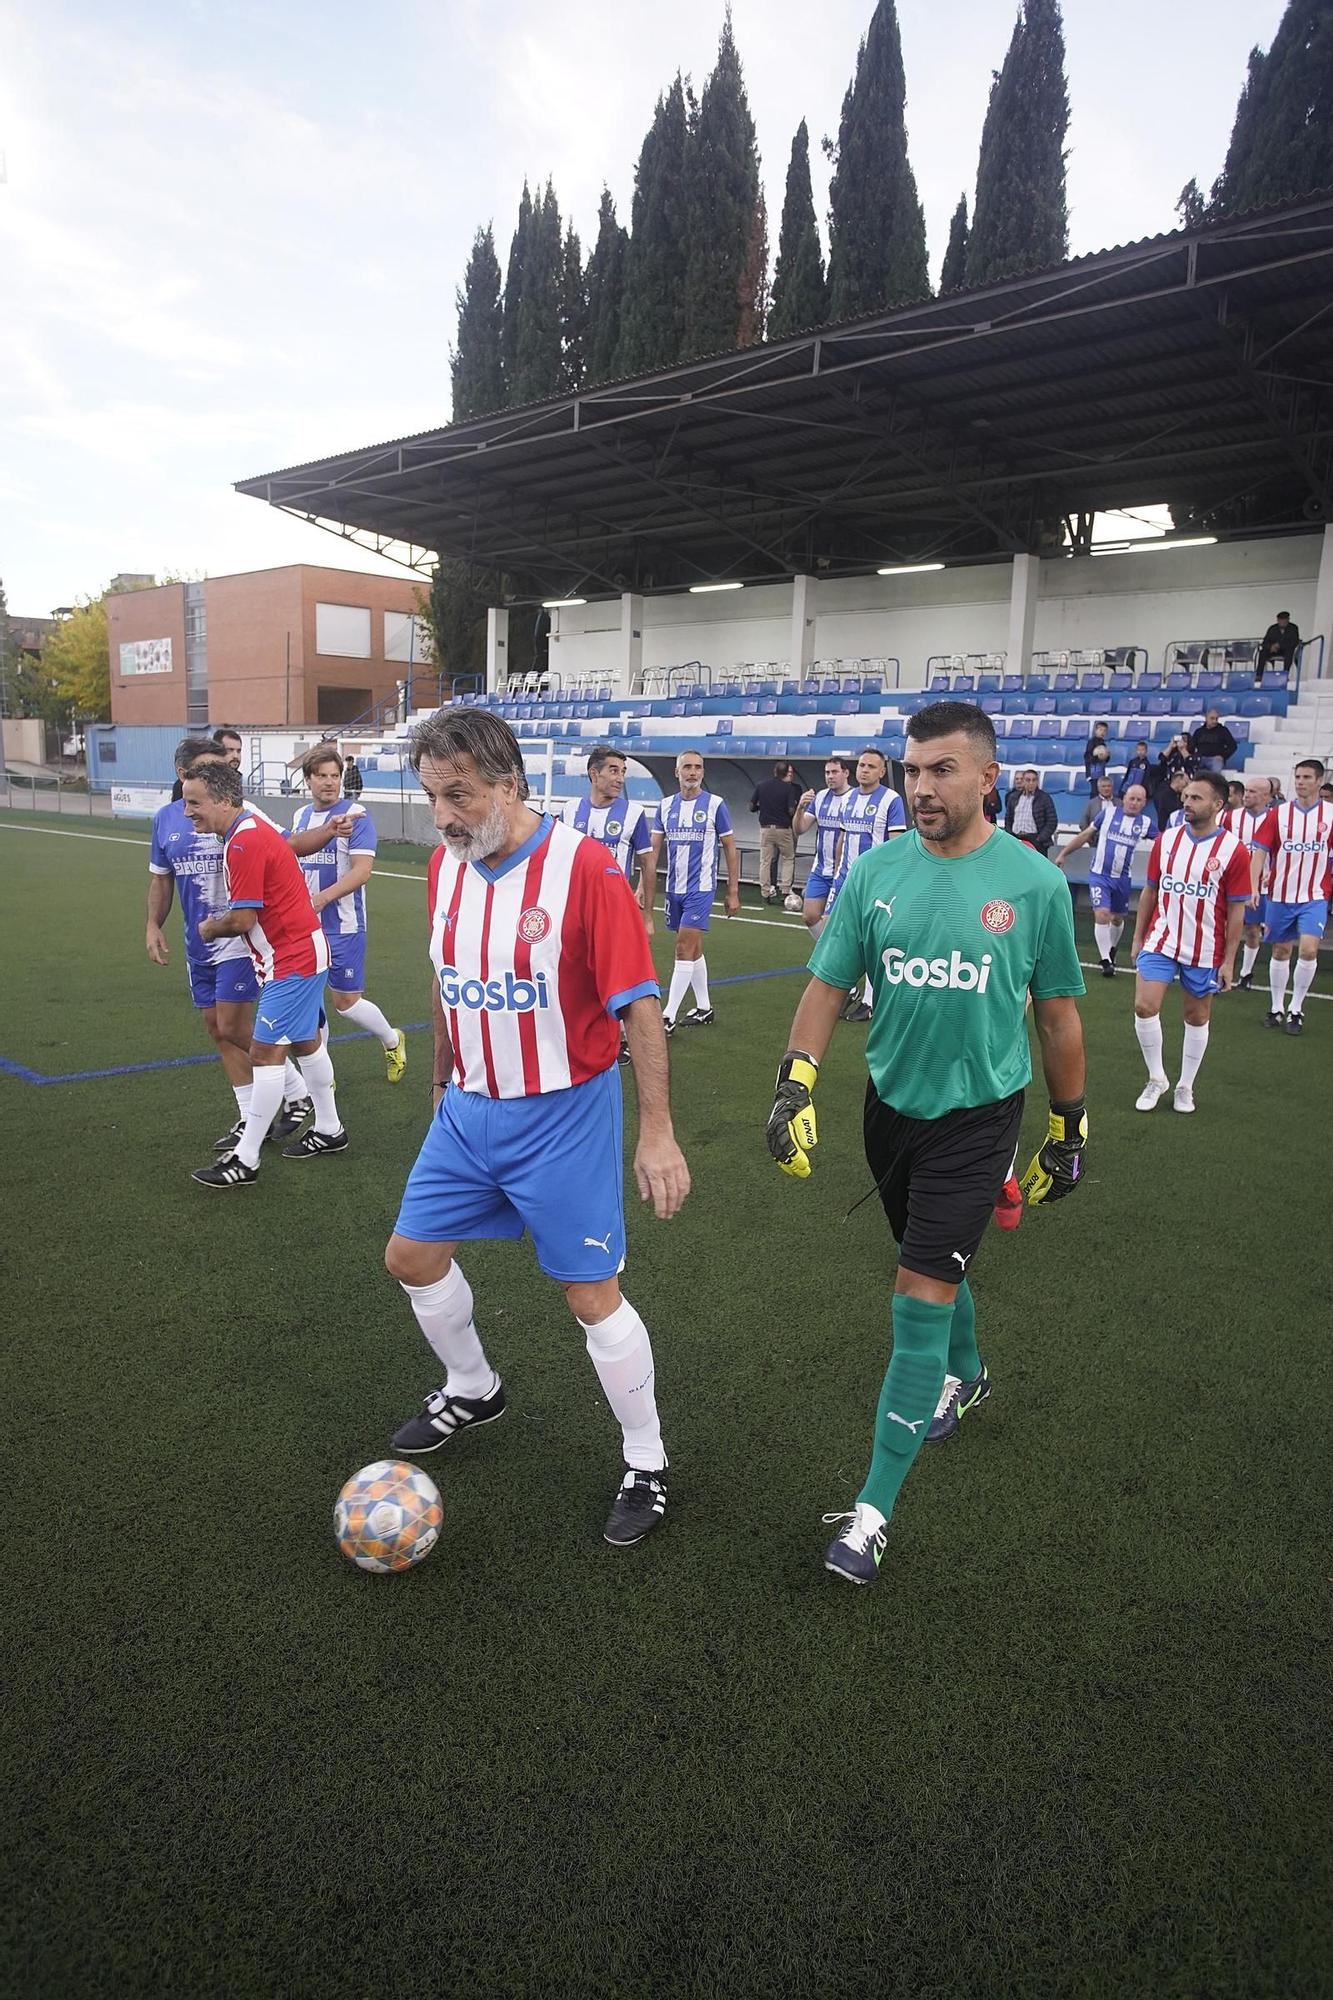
[2, 807, 1330, 1998]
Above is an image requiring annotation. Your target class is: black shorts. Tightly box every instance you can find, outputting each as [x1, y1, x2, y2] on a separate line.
[862, 1084, 1025, 1285]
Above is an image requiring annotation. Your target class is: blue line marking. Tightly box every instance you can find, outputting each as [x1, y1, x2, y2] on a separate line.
[0, 967, 812, 1086]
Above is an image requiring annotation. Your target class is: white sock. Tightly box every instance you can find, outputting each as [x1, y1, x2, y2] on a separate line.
[691, 957, 711, 1010]
[1179, 1023, 1210, 1089]
[320, 1017, 330, 1050]
[1270, 958, 1291, 1012]
[232, 1084, 253, 1119]
[282, 1059, 307, 1104]
[296, 1043, 340, 1133]
[807, 916, 825, 942]
[1134, 1015, 1167, 1083]
[665, 961, 693, 1022]
[236, 1063, 284, 1168]
[1240, 943, 1259, 978]
[1109, 918, 1124, 948]
[340, 996, 397, 1048]
[400, 1264, 495, 1399]
[1094, 920, 1115, 962]
[1290, 958, 1318, 1015]
[579, 1297, 665, 1472]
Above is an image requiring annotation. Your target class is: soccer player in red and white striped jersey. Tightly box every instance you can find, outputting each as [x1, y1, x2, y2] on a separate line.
[1221, 775, 1277, 989]
[383, 710, 690, 1550]
[1253, 758, 1333, 1033]
[1130, 771, 1251, 1114]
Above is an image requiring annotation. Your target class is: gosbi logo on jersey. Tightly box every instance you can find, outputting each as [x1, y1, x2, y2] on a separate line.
[517, 906, 551, 944]
[1161, 874, 1216, 898]
[979, 899, 1015, 934]
[882, 947, 993, 992]
[438, 967, 550, 1013]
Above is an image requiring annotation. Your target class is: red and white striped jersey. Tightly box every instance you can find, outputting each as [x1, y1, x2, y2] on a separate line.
[223, 811, 329, 982]
[428, 815, 659, 1098]
[1219, 806, 1268, 853]
[1253, 800, 1333, 904]
[1145, 822, 1252, 967]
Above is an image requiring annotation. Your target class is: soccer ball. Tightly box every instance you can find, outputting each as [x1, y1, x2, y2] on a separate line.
[333, 1459, 442, 1573]
[783, 893, 804, 913]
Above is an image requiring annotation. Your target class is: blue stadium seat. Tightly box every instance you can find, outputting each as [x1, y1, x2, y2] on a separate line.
[626, 720, 642, 738]
[1259, 672, 1288, 691]
[883, 736, 906, 761]
[1197, 672, 1222, 693]
[1079, 671, 1106, 692]
[1224, 672, 1252, 694]
[1055, 692, 1084, 716]
[1238, 694, 1269, 716]
[1164, 672, 1191, 692]
[712, 717, 733, 736]
[862, 678, 883, 696]
[1087, 692, 1112, 715]
[814, 718, 835, 737]
[978, 675, 1002, 696]
[1145, 694, 1171, 715]
[1026, 674, 1050, 694]
[739, 698, 759, 715]
[1107, 672, 1132, 692]
[819, 678, 840, 695]
[953, 675, 976, 694]
[1061, 718, 1086, 740]
[1113, 693, 1144, 716]
[929, 675, 950, 694]
[1229, 719, 1251, 743]
[1031, 696, 1056, 715]
[1135, 672, 1162, 692]
[756, 681, 778, 697]
[991, 718, 1009, 740]
[1036, 717, 1061, 739]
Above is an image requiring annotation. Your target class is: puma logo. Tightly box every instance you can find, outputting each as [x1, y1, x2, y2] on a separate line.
[951, 1251, 970, 1271]
[874, 898, 895, 917]
[887, 1412, 923, 1435]
[583, 1232, 613, 1253]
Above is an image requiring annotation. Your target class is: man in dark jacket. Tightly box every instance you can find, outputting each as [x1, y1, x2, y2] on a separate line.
[1256, 611, 1300, 684]
[343, 754, 365, 799]
[1189, 710, 1238, 773]
[1003, 768, 1058, 856]
[749, 760, 804, 906]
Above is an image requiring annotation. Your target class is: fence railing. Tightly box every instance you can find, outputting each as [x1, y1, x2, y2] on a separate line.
[0, 772, 108, 816]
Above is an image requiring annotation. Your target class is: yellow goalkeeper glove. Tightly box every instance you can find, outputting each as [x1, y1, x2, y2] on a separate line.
[766, 1052, 819, 1178]
[1019, 1099, 1088, 1205]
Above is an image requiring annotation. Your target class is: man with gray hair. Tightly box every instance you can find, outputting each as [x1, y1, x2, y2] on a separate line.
[1221, 774, 1278, 990]
[384, 709, 690, 1549]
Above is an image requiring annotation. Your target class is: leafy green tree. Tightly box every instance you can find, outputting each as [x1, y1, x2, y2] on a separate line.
[939, 194, 969, 291]
[43, 597, 111, 720]
[965, 0, 1069, 286]
[1208, 0, 1333, 214]
[1175, 179, 1207, 227]
[584, 189, 629, 385]
[616, 75, 693, 373]
[451, 224, 505, 420]
[769, 121, 829, 337]
[826, 0, 929, 318]
[501, 182, 533, 396]
[511, 180, 565, 405]
[559, 221, 587, 392]
[737, 189, 769, 347]
[423, 562, 490, 685]
[682, 10, 761, 359]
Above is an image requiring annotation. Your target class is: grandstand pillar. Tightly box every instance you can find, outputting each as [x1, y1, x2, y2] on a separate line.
[485, 607, 509, 694]
[1007, 554, 1039, 677]
[1312, 525, 1333, 678]
[791, 574, 817, 680]
[617, 593, 644, 696]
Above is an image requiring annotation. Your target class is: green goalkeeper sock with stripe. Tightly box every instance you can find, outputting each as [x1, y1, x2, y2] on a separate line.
[857, 1294, 953, 1522]
[947, 1279, 980, 1381]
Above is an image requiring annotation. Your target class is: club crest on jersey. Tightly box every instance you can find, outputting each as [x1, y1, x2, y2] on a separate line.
[517, 906, 551, 943]
[979, 899, 1016, 934]
[693, 810, 708, 825]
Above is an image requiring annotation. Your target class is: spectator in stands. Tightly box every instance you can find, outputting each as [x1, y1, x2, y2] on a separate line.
[1080, 775, 1117, 828]
[343, 754, 364, 800]
[1155, 734, 1195, 785]
[749, 760, 804, 908]
[1004, 768, 1058, 856]
[1083, 720, 1113, 789]
[1189, 709, 1238, 773]
[1256, 611, 1300, 684]
[1122, 738, 1153, 794]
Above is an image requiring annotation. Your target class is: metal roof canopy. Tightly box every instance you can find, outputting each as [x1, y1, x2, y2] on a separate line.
[237, 195, 1333, 604]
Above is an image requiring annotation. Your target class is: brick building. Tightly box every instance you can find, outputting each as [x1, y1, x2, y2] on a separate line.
[107, 565, 431, 729]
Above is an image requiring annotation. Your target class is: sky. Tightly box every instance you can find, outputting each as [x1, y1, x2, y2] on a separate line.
[0, 0, 1291, 616]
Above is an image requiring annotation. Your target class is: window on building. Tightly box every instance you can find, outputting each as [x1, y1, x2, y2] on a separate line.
[385, 612, 433, 664]
[315, 603, 372, 659]
[185, 604, 207, 644]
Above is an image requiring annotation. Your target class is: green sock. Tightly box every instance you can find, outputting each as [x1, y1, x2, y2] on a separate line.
[857, 1294, 953, 1522]
[947, 1279, 981, 1381]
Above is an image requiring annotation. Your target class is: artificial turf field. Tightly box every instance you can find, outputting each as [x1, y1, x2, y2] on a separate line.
[2, 805, 1330, 2000]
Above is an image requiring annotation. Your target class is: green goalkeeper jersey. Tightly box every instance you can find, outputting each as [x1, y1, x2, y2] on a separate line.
[808, 828, 1084, 1119]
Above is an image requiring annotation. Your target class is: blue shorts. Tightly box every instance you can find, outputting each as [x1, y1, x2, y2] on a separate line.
[824, 873, 850, 918]
[1264, 897, 1328, 944]
[1136, 949, 1219, 998]
[186, 955, 260, 1010]
[394, 1067, 626, 1282]
[253, 970, 329, 1046]
[1244, 898, 1266, 929]
[665, 890, 713, 932]
[325, 930, 368, 991]
[803, 869, 835, 903]
[1088, 871, 1130, 916]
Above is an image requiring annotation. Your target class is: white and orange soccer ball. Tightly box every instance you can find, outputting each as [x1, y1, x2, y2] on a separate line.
[333, 1460, 442, 1573]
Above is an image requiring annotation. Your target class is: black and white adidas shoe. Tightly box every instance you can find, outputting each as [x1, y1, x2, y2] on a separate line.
[603, 1468, 668, 1547]
[683, 1007, 715, 1027]
[192, 1154, 259, 1190]
[281, 1126, 349, 1160]
[214, 1117, 246, 1153]
[272, 1096, 312, 1140]
[391, 1376, 506, 1453]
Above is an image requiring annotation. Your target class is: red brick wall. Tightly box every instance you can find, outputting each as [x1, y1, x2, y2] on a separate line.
[205, 568, 306, 725]
[108, 585, 188, 725]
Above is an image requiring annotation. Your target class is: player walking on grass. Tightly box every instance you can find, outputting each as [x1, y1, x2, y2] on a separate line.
[563, 745, 657, 1065]
[181, 761, 347, 1188]
[1054, 782, 1153, 976]
[826, 747, 907, 1020]
[1253, 759, 1333, 1034]
[765, 702, 1088, 1586]
[652, 750, 740, 1033]
[1221, 776, 1277, 990]
[794, 756, 854, 941]
[1131, 771, 1251, 1115]
[384, 710, 689, 1548]
[293, 745, 407, 1082]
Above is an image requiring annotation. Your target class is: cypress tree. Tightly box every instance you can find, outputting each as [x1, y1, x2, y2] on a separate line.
[681, 9, 761, 359]
[939, 194, 969, 292]
[1209, 1, 1333, 214]
[584, 189, 629, 384]
[450, 224, 505, 420]
[616, 76, 692, 374]
[769, 120, 829, 337]
[511, 180, 564, 405]
[501, 182, 533, 396]
[965, 0, 1069, 286]
[826, 0, 929, 319]
[559, 221, 587, 392]
[736, 189, 769, 347]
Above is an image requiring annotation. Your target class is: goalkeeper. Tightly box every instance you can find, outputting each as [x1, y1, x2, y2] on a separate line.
[765, 702, 1088, 1587]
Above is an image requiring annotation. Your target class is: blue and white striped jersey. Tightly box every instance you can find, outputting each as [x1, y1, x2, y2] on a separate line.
[833, 783, 907, 880]
[810, 785, 852, 877]
[561, 795, 652, 880]
[293, 799, 376, 935]
[1090, 806, 1153, 880]
[656, 790, 733, 895]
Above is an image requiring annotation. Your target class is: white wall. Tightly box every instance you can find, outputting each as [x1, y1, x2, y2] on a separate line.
[540, 534, 1323, 687]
